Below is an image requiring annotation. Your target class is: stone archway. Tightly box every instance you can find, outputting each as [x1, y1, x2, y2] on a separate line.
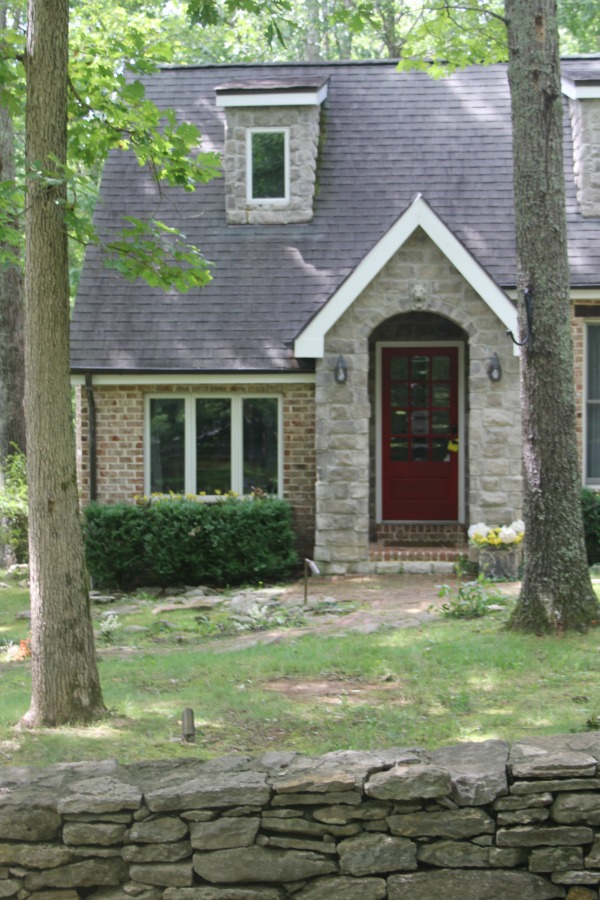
[313, 230, 522, 574]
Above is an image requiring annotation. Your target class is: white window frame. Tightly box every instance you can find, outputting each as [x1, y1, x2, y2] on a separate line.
[585, 323, 600, 486]
[144, 394, 283, 497]
[246, 127, 290, 205]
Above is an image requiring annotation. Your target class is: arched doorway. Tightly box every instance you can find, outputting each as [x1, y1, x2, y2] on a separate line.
[369, 313, 469, 530]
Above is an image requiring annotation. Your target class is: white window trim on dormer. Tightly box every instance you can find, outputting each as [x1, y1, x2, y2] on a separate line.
[561, 78, 600, 100]
[217, 84, 328, 108]
[246, 127, 290, 205]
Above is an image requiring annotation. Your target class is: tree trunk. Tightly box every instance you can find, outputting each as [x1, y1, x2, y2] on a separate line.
[505, 0, 599, 632]
[22, 0, 105, 724]
[0, 1, 26, 463]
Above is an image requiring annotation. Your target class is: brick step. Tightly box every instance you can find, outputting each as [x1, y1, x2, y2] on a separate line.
[369, 543, 469, 562]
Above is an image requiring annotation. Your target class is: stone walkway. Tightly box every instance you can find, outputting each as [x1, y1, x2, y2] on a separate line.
[202, 573, 521, 653]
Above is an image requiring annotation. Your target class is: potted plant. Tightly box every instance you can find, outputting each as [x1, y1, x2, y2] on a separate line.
[468, 520, 525, 580]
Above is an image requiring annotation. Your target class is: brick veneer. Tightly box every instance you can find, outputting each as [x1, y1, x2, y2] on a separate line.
[75, 382, 316, 556]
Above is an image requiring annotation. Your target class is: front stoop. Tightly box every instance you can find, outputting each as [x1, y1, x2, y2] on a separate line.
[368, 542, 470, 575]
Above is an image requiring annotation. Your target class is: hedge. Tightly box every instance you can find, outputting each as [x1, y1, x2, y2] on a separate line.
[83, 496, 299, 589]
[582, 488, 600, 566]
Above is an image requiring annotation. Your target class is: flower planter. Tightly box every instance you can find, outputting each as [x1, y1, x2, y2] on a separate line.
[478, 547, 522, 581]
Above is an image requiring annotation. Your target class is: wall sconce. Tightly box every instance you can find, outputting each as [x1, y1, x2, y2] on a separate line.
[334, 355, 348, 384]
[487, 352, 502, 383]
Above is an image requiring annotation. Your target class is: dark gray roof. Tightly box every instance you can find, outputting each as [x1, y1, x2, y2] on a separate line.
[71, 58, 600, 374]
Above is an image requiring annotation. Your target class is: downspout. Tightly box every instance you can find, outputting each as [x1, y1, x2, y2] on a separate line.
[84, 374, 97, 501]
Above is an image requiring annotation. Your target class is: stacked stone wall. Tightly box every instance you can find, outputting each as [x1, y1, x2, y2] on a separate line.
[3, 734, 600, 898]
[314, 228, 522, 574]
[75, 382, 316, 556]
[223, 105, 321, 225]
[570, 99, 600, 218]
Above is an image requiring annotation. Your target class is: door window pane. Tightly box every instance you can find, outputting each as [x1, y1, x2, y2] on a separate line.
[411, 410, 429, 435]
[411, 356, 429, 379]
[391, 409, 408, 434]
[432, 439, 451, 462]
[390, 439, 409, 461]
[149, 398, 185, 493]
[432, 410, 450, 434]
[196, 399, 231, 494]
[412, 440, 428, 462]
[251, 132, 286, 199]
[390, 356, 408, 380]
[432, 383, 450, 406]
[432, 356, 450, 379]
[411, 382, 429, 406]
[243, 398, 278, 493]
[391, 384, 408, 407]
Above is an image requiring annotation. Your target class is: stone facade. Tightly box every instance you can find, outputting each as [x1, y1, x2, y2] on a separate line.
[222, 105, 321, 225]
[570, 99, 600, 218]
[313, 228, 522, 574]
[75, 382, 316, 556]
[3, 734, 600, 897]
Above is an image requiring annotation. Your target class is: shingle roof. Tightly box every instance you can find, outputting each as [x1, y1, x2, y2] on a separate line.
[71, 58, 600, 374]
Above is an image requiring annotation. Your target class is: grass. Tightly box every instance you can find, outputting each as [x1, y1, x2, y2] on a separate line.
[2, 571, 600, 767]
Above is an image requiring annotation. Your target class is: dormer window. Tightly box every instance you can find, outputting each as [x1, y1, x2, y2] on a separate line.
[216, 76, 328, 225]
[247, 128, 289, 203]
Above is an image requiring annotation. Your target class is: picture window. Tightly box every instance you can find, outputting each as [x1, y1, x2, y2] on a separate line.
[147, 395, 280, 496]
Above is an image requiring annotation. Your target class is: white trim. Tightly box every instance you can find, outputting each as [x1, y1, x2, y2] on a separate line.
[375, 341, 466, 525]
[216, 85, 328, 108]
[584, 323, 600, 487]
[246, 127, 290, 205]
[71, 373, 316, 387]
[561, 78, 600, 100]
[144, 393, 283, 498]
[294, 194, 519, 359]
[505, 288, 600, 302]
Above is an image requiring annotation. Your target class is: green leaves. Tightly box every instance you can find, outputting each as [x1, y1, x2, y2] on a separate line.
[104, 217, 213, 292]
[397, 0, 508, 76]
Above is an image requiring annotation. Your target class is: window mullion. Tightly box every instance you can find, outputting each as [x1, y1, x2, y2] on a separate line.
[231, 396, 243, 494]
[186, 396, 196, 495]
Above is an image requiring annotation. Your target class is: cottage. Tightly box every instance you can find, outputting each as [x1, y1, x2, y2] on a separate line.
[71, 58, 600, 574]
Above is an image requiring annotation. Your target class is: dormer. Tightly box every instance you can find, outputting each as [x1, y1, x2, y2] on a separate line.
[215, 77, 328, 225]
[563, 66, 600, 218]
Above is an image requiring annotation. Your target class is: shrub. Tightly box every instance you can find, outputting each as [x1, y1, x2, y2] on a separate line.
[0, 447, 28, 564]
[83, 502, 147, 589]
[436, 576, 506, 619]
[83, 496, 298, 589]
[582, 488, 600, 566]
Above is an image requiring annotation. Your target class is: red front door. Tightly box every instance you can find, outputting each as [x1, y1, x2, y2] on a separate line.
[381, 347, 459, 521]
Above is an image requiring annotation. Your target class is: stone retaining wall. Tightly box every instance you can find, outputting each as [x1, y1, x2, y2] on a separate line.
[3, 734, 600, 898]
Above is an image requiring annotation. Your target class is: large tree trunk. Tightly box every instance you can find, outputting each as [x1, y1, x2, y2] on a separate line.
[22, 0, 105, 724]
[0, 1, 26, 463]
[505, 0, 599, 632]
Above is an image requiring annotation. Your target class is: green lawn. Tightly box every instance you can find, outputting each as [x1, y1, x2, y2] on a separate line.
[2, 574, 600, 766]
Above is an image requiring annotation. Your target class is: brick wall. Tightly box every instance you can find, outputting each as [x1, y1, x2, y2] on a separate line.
[76, 382, 316, 557]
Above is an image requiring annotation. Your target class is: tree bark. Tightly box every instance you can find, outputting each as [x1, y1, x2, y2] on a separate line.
[22, 0, 105, 724]
[505, 0, 599, 632]
[0, 1, 26, 463]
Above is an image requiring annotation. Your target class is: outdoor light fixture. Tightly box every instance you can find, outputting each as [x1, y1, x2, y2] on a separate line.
[334, 354, 348, 384]
[487, 352, 502, 383]
[181, 707, 196, 743]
